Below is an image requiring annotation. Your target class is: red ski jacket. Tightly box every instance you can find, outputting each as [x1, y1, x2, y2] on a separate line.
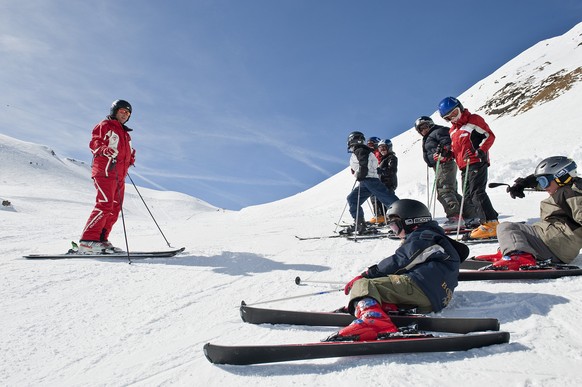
[89, 117, 135, 179]
[449, 109, 495, 169]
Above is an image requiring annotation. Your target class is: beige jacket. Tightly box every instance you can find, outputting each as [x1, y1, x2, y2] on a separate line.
[533, 178, 582, 263]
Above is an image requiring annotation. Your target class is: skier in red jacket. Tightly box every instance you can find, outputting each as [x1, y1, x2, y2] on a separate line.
[78, 99, 136, 254]
[438, 97, 499, 240]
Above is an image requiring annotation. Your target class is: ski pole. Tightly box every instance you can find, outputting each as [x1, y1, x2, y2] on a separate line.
[488, 182, 510, 188]
[114, 165, 132, 263]
[295, 276, 344, 286]
[488, 182, 541, 192]
[333, 180, 357, 233]
[242, 288, 343, 306]
[426, 165, 430, 207]
[353, 183, 362, 241]
[456, 161, 471, 239]
[429, 157, 441, 218]
[127, 173, 172, 247]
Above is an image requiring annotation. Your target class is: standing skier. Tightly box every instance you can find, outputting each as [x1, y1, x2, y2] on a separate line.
[438, 97, 499, 239]
[78, 99, 136, 254]
[480, 156, 582, 270]
[344, 131, 398, 234]
[329, 199, 468, 341]
[415, 116, 479, 229]
[367, 136, 385, 224]
[372, 138, 399, 224]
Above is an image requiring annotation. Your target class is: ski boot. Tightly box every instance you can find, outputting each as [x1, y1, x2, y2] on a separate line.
[369, 215, 385, 224]
[77, 240, 116, 254]
[325, 298, 398, 342]
[492, 252, 537, 271]
[469, 220, 499, 239]
[475, 248, 503, 262]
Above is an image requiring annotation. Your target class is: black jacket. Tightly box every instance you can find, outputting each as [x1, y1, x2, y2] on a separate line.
[422, 124, 452, 168]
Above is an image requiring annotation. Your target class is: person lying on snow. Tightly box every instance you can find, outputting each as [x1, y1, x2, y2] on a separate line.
[478, 156, 582, 270]
[328, 199, 469, 342]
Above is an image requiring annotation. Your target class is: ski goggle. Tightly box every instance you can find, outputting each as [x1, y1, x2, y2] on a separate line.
[536, 173, 573, 189]
[536, 175, 553, 189]
[387, 217, 404, 235]
[442, 107, 461, 122]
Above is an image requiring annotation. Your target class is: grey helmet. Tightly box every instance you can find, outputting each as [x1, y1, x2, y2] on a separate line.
[534, 156, 577, 186]
[386, 199, 432, 234]
[378, 138, 393, 152]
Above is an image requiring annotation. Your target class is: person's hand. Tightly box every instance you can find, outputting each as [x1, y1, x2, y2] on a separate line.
[440, 145, 452, 158]
[130, 149, 136, 166]
[102, 147, 117, 158]
[475, 148, 486, 161]
[506, 183, 525, 199]
[433, 153, 451, 162]
[344, 275, 364, 295]
[355, 171, 365, 181]
[506, 176, 536, 199]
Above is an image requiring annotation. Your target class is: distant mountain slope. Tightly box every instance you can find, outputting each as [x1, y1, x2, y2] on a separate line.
[0, 133, 218, 220]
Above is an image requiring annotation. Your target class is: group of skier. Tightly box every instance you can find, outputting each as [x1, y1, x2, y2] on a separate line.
[75, 98, 581, 343]
[336, 96, 582, 341]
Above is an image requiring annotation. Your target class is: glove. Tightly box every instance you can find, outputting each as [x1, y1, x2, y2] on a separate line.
[355, 171, 366, 181]
[344, 275, 364, 295]
[506, 174, 537, 199]
[433, 153, 451, 163]
[463, 148, 485, 161]
[440, 145, 452, 158]
[130, 149, 136, 166]
[102, 147, 117, 158]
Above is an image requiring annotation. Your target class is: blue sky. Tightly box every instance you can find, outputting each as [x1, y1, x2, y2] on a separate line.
[1, 1, 580, 210]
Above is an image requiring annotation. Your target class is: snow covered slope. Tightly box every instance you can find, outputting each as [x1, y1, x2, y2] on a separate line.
[1, 21, 582, 387]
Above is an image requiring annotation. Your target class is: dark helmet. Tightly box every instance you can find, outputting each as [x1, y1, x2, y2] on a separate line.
[378, 138, 393, 152]
[347, 131, 366, 152]
[367, 136, 381, 149]
[386, 199, 432, 234]
[534, 156, 577, 187]
[110, 99, 132, 117]
[438, 97, 463, 117]
[414, 116, 434, 133]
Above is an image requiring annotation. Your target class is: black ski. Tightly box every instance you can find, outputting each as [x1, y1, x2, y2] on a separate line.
[239, 302, 500, 333]
[459, 263, 582, 281]
[203, 331, 510, 365]
[461, 236, 498, 244]
[460, 257, 493, 270]
[23, 247, 185, 260]
[295, 231, 393, 241]
[295, 234, 345, 241]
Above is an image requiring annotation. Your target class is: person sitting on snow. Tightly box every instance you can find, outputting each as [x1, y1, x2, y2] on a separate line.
[327, 199, 468, 342]
[478, 156, 582, 270]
